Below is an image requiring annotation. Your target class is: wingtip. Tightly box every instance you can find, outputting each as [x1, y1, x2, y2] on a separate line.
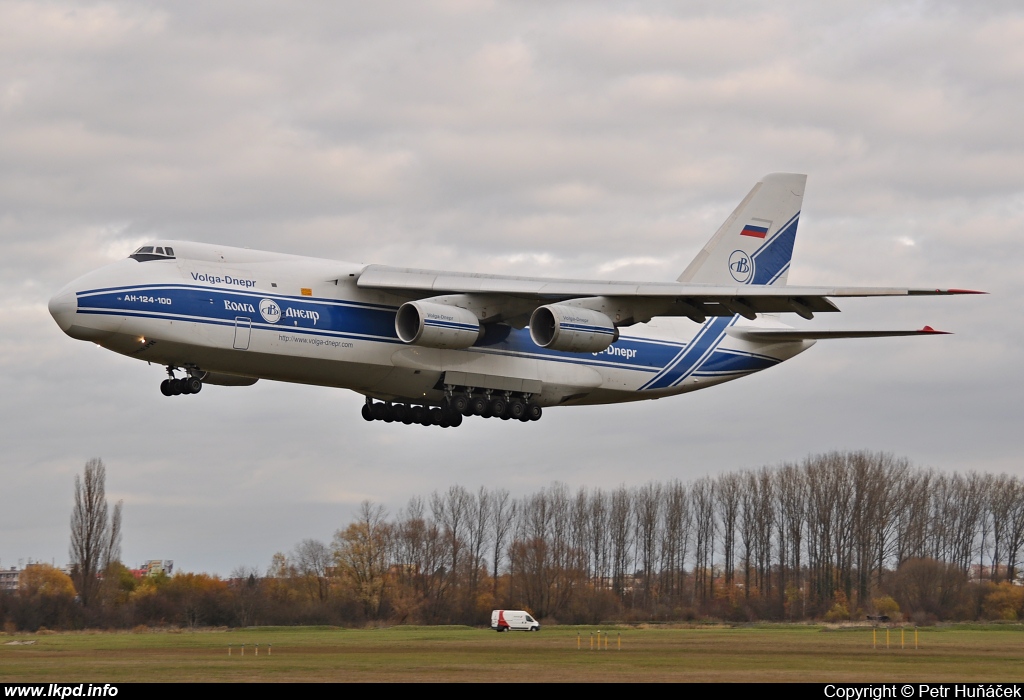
[920, 326, 952, 335]
[945, 288, 987, 295]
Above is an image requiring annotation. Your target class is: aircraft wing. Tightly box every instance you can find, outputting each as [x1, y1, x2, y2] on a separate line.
[355, 264, 982, 322]
[727, 326, 952, 342]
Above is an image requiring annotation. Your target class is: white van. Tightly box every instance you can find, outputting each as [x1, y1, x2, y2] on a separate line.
[491, 609, 540, 632]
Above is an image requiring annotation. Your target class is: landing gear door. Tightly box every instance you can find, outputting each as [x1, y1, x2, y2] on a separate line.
[233, 317, 251, 350]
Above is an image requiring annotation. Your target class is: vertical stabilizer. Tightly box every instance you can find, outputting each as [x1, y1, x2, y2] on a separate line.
[678, 173, 806, 286]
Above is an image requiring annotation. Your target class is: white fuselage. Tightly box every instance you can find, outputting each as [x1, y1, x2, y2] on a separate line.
[48, 241, 812, 409]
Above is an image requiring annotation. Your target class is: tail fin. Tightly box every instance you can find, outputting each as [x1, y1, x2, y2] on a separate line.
[678, 173, 806, 286]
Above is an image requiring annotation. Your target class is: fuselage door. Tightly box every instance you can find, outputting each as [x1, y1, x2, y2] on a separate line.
[233, 317, 252, 350]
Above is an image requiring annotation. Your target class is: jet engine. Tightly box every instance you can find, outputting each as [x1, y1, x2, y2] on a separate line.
[529, 304, 617, 353]
[396, 301, 483, 349]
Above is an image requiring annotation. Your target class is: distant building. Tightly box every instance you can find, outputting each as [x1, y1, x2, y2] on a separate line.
[0, 561, 73, 592]
[129, 560, 174, 580]
[0, 567, 19, 592]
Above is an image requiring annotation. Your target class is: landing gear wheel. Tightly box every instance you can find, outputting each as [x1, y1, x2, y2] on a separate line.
[170, 378, 184, 396]
[527, 403, 542, 421]
[361, 404, 373, 421]
[470, 395, 488, 416]
[451, 394, 470, 414]
[185, 376, 203, 394]
[160, 379, 173, 397]
[447, 412, 463, 428]
[489, 397, 507, 418]
[371, 402, 388, 421]
[508, 399, 526, 420]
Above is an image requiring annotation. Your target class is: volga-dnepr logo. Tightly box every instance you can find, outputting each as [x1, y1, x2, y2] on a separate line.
[728, 250, 753, 283]
[259, 298, 282, 323]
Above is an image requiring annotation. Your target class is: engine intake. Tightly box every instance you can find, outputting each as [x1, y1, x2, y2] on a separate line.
[396, 301, 483, 349]
[530, 304, 617, 353]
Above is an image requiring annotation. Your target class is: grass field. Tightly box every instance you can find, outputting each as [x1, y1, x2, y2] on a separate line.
[2, 624, 1024, 682]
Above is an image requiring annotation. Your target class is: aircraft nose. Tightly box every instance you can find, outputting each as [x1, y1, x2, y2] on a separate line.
[48, 287, 76, 333]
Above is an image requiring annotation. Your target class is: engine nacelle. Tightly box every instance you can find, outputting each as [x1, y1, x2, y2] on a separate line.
[530, 304, 617, 353]
[396, 301, 483, 349]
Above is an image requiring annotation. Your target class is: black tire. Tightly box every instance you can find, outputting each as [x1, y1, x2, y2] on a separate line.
[186, 376, 203, 394]
[527, 403, 542, 421]
[470, 395, 488, 416]
[361, 404, 373, 421]
[410, 405, 426, 424]
[371, 402, 388, 421]
[429, 407, 444, 425]
[451, 394, 470, 413]
[508, 399, 526, 420]
[489, 397, 507, 418]
[447, 412, 463, 428]
[392, 404, 408, 423]
[170, 378, 184, 396]
[160, 379, 173, 397]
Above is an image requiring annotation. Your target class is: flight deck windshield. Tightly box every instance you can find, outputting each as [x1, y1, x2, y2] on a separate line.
[130, 246, 176, 262]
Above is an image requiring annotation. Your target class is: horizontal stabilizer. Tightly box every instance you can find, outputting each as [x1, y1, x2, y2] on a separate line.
[728, 326, 951, 342]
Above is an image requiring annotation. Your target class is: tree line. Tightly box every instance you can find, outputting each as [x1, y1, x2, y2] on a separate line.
[5, 451, 1024, 631]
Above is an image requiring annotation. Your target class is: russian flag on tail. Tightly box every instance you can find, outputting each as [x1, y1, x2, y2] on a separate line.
[740, 222, 770, 238]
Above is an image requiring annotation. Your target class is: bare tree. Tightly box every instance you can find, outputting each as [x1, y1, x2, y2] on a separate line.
[292, 538, 333, 603]
[69, 458, 120, 607]
[431, 486, 471, 591]
[490, 489, 513, 599]
[105, 499, 123, 570]
[466, 487, 492, 604]
[634, 482, 662, 609]
[691, 477, 716, 602]
[609, 486, 633, 598]
[660, 481, 690, 605]
[717, 473, 740, 587]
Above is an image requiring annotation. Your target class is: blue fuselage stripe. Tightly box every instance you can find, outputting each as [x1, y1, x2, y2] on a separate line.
[75, 283, 779, 381]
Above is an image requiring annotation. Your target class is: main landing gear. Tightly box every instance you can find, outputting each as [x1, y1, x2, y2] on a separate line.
[361, 391, 543, 427]
[159, 367, 203, 397]
[361, 399, 464, 428]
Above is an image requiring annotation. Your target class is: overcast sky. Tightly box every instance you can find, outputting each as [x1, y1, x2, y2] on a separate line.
[1, 0, 1020, 575]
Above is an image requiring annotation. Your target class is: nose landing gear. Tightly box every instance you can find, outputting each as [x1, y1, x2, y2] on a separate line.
[160, 367, 203, 397]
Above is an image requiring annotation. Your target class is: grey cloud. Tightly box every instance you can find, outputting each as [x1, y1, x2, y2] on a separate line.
[0, 0, 1018, 574]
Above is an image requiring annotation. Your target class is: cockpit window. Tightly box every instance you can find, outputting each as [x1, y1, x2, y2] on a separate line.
[130, 245, 176, 262]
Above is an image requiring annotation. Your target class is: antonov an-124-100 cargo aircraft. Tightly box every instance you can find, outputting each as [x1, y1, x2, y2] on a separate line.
[48, 174, 981, 428]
